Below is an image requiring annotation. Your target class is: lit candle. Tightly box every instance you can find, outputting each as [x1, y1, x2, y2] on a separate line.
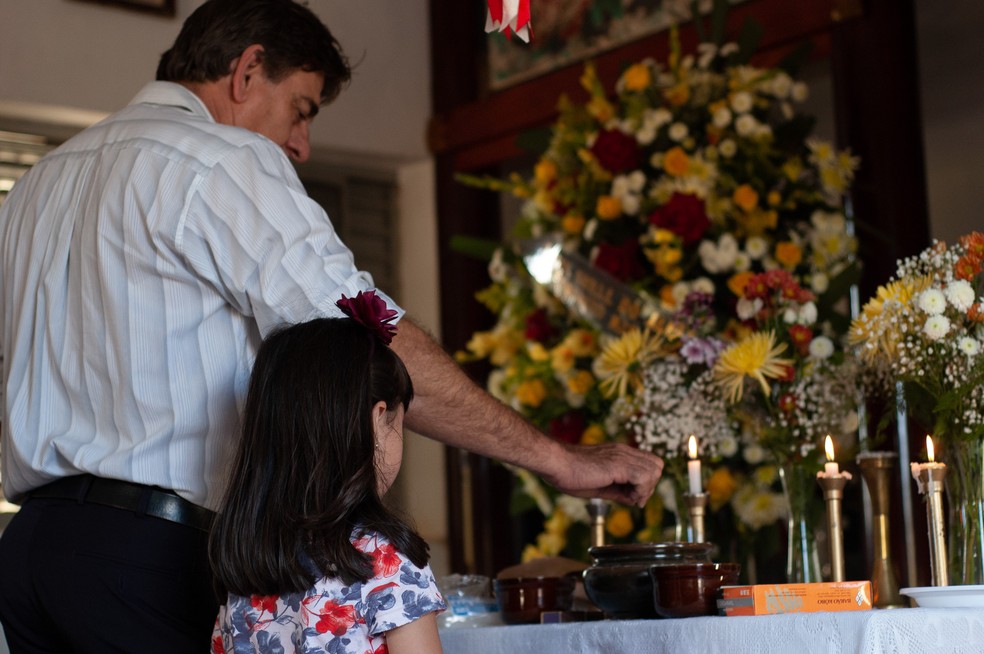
[687, 435, 702, 495]
[824, 435, 840, 477]
[909, 435, 949, 586]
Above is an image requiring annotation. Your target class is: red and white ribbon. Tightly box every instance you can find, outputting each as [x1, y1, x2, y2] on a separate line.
[485, 0, 532, 43]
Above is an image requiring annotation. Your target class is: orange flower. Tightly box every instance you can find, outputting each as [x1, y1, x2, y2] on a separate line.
[707, 467, 739, 511]
[955, 254, 982, 281]
[664, 82, 690, 106]
[728, 271, 755, 296]
[732, 184, 759, 212]
[960, 231, 984, 260]
[622, 62, 651, 92]
[534, 159, 557, 185]
[596, 195, 622, 220]
[969, 303, 984, 323]
[775, 241, 803, 268]
[662, 146, 690, 176]
[561, 213, 586, 234]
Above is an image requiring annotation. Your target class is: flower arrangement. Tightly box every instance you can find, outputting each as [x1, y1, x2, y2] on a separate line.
[849, 232, 984, 443]
[458, 31, 860, 562]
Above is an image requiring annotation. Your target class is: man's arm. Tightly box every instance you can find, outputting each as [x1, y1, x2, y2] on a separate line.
[390, 318, 663, 508]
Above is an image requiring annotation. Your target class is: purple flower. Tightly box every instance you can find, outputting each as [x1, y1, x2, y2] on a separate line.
[680, 337, 727, 367]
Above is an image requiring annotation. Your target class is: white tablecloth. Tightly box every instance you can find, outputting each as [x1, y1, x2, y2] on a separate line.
[439, 608, 984, 653]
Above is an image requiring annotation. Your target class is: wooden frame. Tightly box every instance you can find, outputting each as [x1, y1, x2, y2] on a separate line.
[68, 0, 176, 17]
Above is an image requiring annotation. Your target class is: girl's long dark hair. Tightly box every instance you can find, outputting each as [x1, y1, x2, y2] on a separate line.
[209, 317, 427, 596]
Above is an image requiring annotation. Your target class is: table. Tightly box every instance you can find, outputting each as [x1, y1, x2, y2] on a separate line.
[439, 608, 984, 653]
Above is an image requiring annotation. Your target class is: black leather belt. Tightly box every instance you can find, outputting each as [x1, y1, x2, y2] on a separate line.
[28, 474, 215, 533]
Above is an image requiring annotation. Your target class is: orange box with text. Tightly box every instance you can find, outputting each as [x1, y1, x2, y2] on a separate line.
[717, 581, 873, 616]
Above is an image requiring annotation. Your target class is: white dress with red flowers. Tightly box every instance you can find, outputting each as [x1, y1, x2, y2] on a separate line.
[211, 532, 446, 654]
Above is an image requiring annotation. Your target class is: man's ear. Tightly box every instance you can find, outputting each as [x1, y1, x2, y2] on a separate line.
[230, 44, 266, 104]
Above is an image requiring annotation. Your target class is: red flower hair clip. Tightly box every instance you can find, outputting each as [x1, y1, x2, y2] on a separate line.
[336, 290, 398, 345]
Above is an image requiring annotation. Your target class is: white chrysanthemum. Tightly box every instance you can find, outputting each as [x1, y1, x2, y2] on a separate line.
[809, 336, 834, 359]
[946, 279, 976, 311]
[735, 114, 757, 137]
[719, 139, 737, 158]
[668, 122, 689, 142]
[958, 336, 981, 357]
[770, 73, 793, 98]
[917, 288, 947, 315]
[733, 251, 752, 272]
[692, 276, 715, 295]
[712, 107, 732, 128]
[783, 308, 798, 324]
[745, 236, 768, 259]
[718, 434, 739, 458]
[923, 314, 951, 340]
[743, 443, 766, 465]
[810, 272, 830, 294]
[730, 91, 754, 113]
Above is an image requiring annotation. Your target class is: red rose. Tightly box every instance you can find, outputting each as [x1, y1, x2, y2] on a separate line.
[594, 239, 647, 282]
[590, 129, 640, 173]
[525, 308, 559, 344]
[647, 193, 711, 246]
[550, 411, 586, 444]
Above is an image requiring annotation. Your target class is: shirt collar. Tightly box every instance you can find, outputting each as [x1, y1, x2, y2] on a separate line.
[128, 81, 215, 122]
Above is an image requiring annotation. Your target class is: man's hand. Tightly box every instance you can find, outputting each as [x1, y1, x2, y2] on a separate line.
[540, 442, 664, 508]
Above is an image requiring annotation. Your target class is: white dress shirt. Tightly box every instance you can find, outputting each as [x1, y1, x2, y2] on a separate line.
[0, 82, 401, 509]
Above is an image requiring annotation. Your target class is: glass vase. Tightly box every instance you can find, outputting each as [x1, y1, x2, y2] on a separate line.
[946, 437, 984, 585]
[778, 460, 822, 583]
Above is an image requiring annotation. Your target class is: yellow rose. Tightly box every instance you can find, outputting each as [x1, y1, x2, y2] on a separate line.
[561, 213, 586, 235]
[566, 370, 595, 395]
[662, 146, 690, 177]
[596, 195, 622, 220]
[775, 241, 803, 268]
[515, 379, 547, 407]
[622, 62, 651, 92]
[606, 507, 634, 538]
[707, 467, 739, 511]
[732, 184, 759, 212]
[465, 331, 495, 358]
[580, 423, 606, 445]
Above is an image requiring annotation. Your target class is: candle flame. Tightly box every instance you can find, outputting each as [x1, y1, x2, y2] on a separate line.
[688, 434, 698, 459]
[824, 435, 835, 462]
[927, 435, 935, 463]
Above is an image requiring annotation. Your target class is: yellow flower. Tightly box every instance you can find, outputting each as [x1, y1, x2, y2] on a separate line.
[596, 195, 623, 220]
[515, 379, 547, 407]
[580, 423, 606, 445]
[527, 342, 550, 362]
[732, 184, 759, 211]
[594, 328, 668, 397]
[849, 277, 930, 361]
[782, 157, 803, 182]
[767, 190, 782, 206]
[713, 331, 793, 404]
[734, 207, 778, 236]
[663, 146, 690, 176]
[606, 507, 634, 538]
[664, 82, 690, 106]
[521, 544, 544, 562]
[566, 369, 595, 395]
[551, 345, 576, 374]
[561, 212, 586, 234]
[534, 159, 557, 186]
[622, 62, 652, 91]
[563, 329, 597, 357]
[588, 96, 615, 122]
[754, 465, 778, 486]
[465, 330, 496, 358]
[536, 531, 566, 556]
[774, 241, 803, 268]
[707, 467, 739, 511]
[544, 509, 571, 534]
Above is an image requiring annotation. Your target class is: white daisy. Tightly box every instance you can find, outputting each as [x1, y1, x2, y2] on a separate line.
[958, 336, 981, 357]
[808, 336, 834, 360]
[923, 314, 951, 340]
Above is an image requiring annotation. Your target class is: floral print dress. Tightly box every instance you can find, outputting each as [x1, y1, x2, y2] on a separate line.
[212, 532, 446, 654]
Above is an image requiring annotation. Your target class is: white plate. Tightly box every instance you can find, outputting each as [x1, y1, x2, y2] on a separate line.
[900, 585, 984, 608]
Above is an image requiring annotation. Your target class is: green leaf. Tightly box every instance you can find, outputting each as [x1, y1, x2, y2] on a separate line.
[734, 19, 763, 65]
[516, 127, 553, 155]
[777, 41, 814, 76]
[710, 0, 730, 46]
[691, 0, 707, 44]
[449, 235, 500, 261]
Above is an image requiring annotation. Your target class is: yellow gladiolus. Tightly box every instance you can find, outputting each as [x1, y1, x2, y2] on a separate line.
[515, 379, 547, 407]
[534, 159, 558, 185]
[622, 62, 652, 92]
[521, 544, 544, 562]
[527, 342, 550, 362]
[580, 423, 606, 445]
[550, 345, 576, 374]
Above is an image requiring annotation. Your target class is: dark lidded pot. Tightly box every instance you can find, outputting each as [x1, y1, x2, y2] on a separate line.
[582, 542, 713, 618]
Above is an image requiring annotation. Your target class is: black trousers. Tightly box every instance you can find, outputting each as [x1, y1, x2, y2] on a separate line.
[0, 496, 218, 653]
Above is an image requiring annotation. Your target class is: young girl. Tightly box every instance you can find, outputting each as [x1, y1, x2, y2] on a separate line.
[209, 291, 445, 653]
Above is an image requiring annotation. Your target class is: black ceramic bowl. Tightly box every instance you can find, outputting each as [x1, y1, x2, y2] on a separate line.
[650, 562, 741, 618]
[493, 576, 576, 624]
[581, 542, 713, 619]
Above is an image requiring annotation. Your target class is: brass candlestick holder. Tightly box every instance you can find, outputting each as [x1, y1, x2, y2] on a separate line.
[911, 464, 949, 586]
[856, 451, 904, 608]
[816, 472, 850, 582]
[586, 498, 610, 549]
[684, 493, 708, 544]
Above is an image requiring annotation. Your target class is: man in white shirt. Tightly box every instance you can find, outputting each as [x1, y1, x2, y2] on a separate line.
[0, 0, 663, 650]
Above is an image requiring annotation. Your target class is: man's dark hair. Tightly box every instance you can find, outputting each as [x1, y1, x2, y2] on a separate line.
[156, 0, 351, 105]
[209, 317, 429, 596]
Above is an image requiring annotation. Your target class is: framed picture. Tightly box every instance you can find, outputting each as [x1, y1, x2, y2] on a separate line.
[68, 0, 176, 17]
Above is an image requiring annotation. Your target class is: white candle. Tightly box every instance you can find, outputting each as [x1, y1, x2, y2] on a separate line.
[687, 435, 702, 495]
[824, 435, 840, 477]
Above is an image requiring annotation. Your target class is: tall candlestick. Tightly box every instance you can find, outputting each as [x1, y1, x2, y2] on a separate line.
[910, 435, 948, 586]
[857, 451, 904, 608]
[816, 435, 851, 582]
[586, 498, 610, 549]
[684, 492, 708, 544]
[687, 435, 702, 495]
